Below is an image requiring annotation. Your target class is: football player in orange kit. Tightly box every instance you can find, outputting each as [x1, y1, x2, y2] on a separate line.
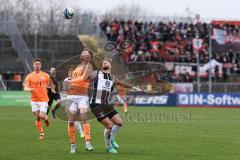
[24, 58, 55, 140]
[65, 49, 94, 153]
[115, 85, 128, 113]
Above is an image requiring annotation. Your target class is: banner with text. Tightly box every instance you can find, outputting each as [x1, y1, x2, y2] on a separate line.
[0, 91, 30, 107]
[177, 93, 240, 107]
[116, 93, 177, 106]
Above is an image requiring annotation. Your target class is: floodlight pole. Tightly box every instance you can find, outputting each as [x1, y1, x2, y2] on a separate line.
[34, 16, 38, 58]
[34, 30, 37, 58]
[195, 25, 200, 93]
[208, 24, 212, 93]
[196, 48, 200, 93]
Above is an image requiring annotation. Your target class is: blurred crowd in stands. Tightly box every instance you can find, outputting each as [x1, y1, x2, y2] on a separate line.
[100, 20, 240, 82]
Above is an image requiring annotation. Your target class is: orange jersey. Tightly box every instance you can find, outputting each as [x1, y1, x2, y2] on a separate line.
[24, 71, 51, 102]
[67, 63, 92, 95]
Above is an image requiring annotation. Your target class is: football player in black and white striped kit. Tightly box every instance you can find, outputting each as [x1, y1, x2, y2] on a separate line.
[88, 58, 141, 154]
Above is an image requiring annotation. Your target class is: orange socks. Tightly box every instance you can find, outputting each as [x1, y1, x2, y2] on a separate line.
[83, 123, 91, 142]
[68, 122, 90, 144]
[68, 124, 76, 144]
[35, 120, 43, 133]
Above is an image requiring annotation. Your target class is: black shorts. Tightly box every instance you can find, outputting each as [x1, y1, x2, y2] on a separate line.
[48, 92, 61, 106]
[90, 103, 118, 121]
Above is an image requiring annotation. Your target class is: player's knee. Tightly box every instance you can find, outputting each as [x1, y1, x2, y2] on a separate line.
[68, 121, 75, 127]
[57, 101, 61, 106]
[35, 116, 41, 121]
[115, 118, 123, 126]
[114, 118, 123, 127]
[39, 112, 46, 119]
[115, 123, 123, 127]
[82, 120, 89, 124]
[105, 123, 113, 129]
[39, 114, 46, 120]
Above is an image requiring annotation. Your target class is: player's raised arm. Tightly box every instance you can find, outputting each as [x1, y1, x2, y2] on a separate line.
[82, 63, 93, 80]
[70, 63, 93, 83]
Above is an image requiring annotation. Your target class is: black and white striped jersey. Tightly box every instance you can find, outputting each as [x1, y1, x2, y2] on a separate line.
[89, 71, 117, 105]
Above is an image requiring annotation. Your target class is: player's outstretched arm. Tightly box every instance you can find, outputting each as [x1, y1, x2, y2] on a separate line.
[70, 63, 93, 83]
[116, 80, 132, 89]
[116, 80, 142, 91]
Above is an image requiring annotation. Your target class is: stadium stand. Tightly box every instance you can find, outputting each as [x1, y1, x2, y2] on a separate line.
[0, 34, 84, 71]
[1, 19, 240, 90]
[100, 20, 240, 82]
[0, 34, 84, 90]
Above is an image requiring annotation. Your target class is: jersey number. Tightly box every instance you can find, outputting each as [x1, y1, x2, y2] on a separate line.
[105, 81, 110, 87]
[36, 81, 42, 87]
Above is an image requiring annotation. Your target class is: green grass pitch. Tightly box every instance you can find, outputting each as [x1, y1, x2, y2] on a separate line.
[0, 106, 240, 160]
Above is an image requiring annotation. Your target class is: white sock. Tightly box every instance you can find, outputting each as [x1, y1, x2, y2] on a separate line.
[74, 121, 84, 135]
[86, 141, 91, 145]
[104, 128, 112, 148]
[111, 125, 121, 140]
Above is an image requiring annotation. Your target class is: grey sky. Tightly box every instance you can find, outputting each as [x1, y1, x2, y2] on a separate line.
[65, 0, 240, 20]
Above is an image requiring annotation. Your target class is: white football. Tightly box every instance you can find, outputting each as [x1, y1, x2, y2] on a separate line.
[63, 8, 74, 19]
